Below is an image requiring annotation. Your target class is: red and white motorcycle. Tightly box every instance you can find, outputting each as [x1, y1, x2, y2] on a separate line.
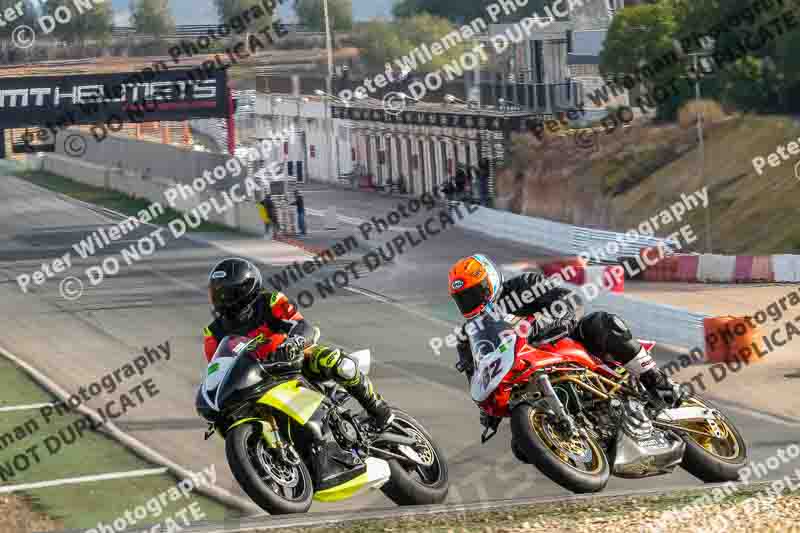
[466, 312, 748, 493]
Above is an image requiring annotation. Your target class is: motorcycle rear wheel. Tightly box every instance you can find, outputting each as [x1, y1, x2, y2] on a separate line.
[511, 404, 610, 493]
[226, 423, 313, 514]
[677, 395, 748, 482]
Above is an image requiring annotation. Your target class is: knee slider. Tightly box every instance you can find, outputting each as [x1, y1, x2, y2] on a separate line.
[335, 355, 359, 382]
[603, 313, 641, 360]
[605, 313, 632, 340]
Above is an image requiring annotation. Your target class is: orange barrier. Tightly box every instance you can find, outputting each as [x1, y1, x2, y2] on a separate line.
[703, 316, 761, 364]
[540, 256, 587, 285]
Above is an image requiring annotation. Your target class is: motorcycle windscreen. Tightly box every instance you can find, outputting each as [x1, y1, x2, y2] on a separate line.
[201, 335, 262, 412]
[256, 379, 325, 425]
[466, 311, 518, 402]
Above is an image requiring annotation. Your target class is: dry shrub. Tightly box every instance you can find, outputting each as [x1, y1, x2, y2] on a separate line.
[678, 99, 726, 128]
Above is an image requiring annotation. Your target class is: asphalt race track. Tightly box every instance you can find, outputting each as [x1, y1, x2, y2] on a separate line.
[1, 174, 798, 519]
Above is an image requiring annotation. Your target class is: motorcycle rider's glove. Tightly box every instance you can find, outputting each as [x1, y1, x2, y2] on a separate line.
[273, 336, 306, 364]
[455, 338, 474, 380]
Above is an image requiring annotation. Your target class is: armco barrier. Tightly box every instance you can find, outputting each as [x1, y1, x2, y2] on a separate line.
[572, 226, 677, 264]
[457, 206, 800, 284]
[580, 288, 707, 350]
[456, 205, 675, 261]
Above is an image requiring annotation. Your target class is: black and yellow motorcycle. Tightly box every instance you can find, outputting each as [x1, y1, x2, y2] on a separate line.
[196, 332, 449, 514]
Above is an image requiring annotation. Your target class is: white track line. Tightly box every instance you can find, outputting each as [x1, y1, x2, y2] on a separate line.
[708, 397, 800, 427]
[0, 402, 55, 412]
[0, 467, 167, 494]
[0, 343, 262, 514]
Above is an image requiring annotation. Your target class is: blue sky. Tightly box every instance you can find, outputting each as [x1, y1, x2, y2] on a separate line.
[110, 0, 392, 25]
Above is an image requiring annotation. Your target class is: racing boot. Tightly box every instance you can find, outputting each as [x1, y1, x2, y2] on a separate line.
[345, 373, 395, 432]
[624, 348, 685, 409]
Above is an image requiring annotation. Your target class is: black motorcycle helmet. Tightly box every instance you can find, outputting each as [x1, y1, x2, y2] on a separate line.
[208, 258, 263, 325]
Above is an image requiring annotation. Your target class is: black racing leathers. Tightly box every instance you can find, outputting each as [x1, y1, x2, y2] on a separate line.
[455, 272, 643, 381]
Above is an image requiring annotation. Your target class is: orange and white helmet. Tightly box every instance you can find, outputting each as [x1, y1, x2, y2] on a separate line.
[448, 254, 503, 319]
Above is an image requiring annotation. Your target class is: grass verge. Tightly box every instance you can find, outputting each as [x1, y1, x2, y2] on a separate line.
[13, 169, 239, 234]
[0, 357, 236, 531]
[253, 483, 800, 533]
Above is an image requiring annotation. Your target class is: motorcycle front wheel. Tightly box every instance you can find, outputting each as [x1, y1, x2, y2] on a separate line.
[511, 404, 610, 493]
[226, 422, 313, 514]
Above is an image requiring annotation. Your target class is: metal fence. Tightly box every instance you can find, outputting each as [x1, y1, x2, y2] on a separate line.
[110, 24, 311, 39]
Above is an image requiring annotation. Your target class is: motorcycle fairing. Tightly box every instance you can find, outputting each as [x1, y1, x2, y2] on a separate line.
[201, 355, 238, 411]
[313, 457, 391, 502]
[470, 336, 517, 402]
[256, 379, 325, 425]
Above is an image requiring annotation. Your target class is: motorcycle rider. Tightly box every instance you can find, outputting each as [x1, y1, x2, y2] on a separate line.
[203, 257, 394, 489]
[448, 255, 684, 415]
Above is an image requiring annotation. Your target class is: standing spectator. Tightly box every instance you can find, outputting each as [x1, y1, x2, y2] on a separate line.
[293, 190, 307, 236]
[440, 179, 455, 201]
[260, 194, 276, 239]
[454, 166, 467, 201]
[478, 158, 490, 207]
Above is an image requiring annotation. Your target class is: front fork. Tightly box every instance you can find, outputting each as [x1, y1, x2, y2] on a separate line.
[229, 414, 301, 464]
[534, 373, 578, 437]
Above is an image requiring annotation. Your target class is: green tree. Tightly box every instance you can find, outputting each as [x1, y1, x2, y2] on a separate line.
[130, 0, 175, 37]
[669, 0, 798, 113]
[212, 0, 266, 22]
[392, 0, 552, 24]
[43, 0, 113, 46]
[356, 14, 469, 72]
[295, 0, 352, 32]
[600, 3, 680, 87]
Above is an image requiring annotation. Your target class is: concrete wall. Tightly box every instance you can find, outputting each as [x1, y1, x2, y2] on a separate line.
[54, 130, 231, 181]
[32, 153, 265, 236]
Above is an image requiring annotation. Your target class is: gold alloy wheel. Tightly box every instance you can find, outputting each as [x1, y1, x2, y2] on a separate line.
[678, 397, 741, 460]
[529, 411, 605, 474]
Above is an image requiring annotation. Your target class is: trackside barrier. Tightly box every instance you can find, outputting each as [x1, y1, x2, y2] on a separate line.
[703, 316, 762, 364]
[576, 287, 707, 350]
[773, 255, 800, 283]
[580, 290, 762, 364]
[540, 257, 587, 285]
[31, 154, 264, 235]
[676, 255, 700, 282]
[456, 206, 675, 261]
[585, 265, 625, 293]
[697, 254, 736, 282]
[734, 256, 774, 283]
[457, 206, 800, 284]
[572, 226, 677, 263]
